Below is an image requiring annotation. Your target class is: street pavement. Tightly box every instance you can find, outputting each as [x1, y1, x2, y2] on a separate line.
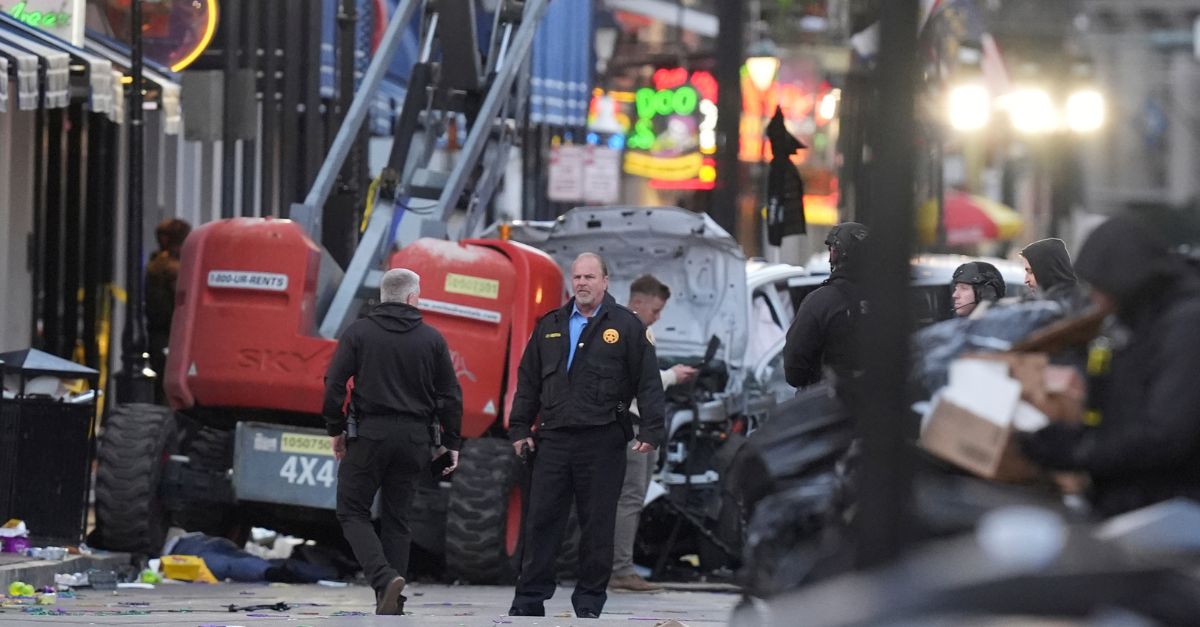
[0, 580, 739, 625]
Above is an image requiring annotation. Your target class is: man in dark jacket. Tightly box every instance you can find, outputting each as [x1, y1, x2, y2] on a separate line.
[145, 218, 191, 403]
[323, 268, 463, 615]
[508, 252, 666, 619]
[1020, 237, 1087, 310]
[1020, 215, 1200, 516]
[784, 222, 869, 388]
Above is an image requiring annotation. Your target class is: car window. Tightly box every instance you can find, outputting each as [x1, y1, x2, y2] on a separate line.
[913, 284, 954, 326]
[748, 291, 787, 367]
[753, 338, 794, 405]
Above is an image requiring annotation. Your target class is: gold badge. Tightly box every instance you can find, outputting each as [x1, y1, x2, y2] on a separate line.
[646, 328, 655, 345]
[603, 329, 620, 344]
[544, 332, 562, 338]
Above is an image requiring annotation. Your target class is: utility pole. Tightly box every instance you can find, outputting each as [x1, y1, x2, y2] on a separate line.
[712, 0, 744, 237]
[117, 0, 154, 403]
[853, 0, 918, 570]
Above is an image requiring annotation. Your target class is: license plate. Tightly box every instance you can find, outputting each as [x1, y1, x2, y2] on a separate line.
[233, 422, 339, 510]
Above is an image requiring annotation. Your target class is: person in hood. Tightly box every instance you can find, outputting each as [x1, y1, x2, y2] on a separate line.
[784, 222, 870, 388]
[508, 253, 666, 619]
[1019, 215, 1200, 516]
[1020, 237, 1089, 309]
[322, 268, 463, 615]
[951, 261, 1006, 317]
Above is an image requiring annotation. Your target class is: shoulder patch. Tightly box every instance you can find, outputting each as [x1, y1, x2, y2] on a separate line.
[645, 327, 655, 345]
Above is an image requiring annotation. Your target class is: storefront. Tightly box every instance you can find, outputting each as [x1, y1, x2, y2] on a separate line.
[0, 14, 182, 386]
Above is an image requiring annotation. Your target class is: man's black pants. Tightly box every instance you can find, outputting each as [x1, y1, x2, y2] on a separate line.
[511, 421, 628, 616]
[335, 420, 429, 592]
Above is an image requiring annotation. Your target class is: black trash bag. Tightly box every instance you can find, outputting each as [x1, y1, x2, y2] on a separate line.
[739, 476, 852, 597]
[726, 381, 859, 597]
[912, 299, 1065, 393]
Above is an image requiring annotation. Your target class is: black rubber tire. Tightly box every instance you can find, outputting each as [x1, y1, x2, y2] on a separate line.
[445, 438, 522, 583]
[172, 426, 236, 536]
[93, 403, 177, 556]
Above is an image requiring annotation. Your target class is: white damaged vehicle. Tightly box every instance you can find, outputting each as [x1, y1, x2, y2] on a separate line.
[486, 206, 813, 574]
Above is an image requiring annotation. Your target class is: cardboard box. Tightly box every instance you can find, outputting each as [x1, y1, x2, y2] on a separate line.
[968, 353, 1084, 423]
[920, 397, 1038, 483]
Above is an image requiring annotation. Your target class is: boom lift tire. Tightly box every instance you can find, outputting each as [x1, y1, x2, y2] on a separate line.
[93, 403, 177, 556]
[445, 437, 522, 583]
[172, 426, 237, 537]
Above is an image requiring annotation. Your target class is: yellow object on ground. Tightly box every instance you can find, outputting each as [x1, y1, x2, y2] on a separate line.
[161, 555, 219, 583]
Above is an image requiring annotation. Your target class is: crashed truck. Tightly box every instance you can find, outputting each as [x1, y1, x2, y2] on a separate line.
[489, 205, 813, 575]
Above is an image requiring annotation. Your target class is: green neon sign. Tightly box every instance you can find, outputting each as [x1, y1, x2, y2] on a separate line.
[6, 1, 71, 28]
[628, 85, 699, 151]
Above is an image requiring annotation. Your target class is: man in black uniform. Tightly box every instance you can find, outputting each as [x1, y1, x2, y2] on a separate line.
[950, 261, 1006, 317]
[508, 252, 666, 619]
[784, 222, 870, 388]
[323, 268, 462, 615]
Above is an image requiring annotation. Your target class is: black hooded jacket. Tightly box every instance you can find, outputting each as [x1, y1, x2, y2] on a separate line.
[1022, 238, 1077, 292]
[1022, 238, 1089, 312]
[1026, 216, 1200, 515]
[322, 302, 463, 449]
[784, 268, 867, 388]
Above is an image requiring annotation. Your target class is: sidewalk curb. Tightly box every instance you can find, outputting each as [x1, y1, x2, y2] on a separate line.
[0, 552, 132, 588]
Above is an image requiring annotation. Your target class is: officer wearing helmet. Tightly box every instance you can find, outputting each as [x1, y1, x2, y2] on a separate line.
[950, 261, 1006, 317]
[784, 222, 870, 388]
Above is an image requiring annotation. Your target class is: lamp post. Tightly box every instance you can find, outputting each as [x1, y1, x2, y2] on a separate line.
[746, 40, 780, 257]
[116, 0, 155, 404]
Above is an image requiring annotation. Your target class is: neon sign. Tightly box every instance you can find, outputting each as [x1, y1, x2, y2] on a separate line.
[3, 0, 83, 44]
[98, 0, 219, 72]
[6, 1, 70, 27]
[623, 67, 718, 190]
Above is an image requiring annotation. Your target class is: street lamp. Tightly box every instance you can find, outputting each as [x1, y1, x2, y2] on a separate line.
[1065, 88, 1105, 134]
[1006, 87, 1058, 135]
[947, 83, 990, 132]
[746, 39, 780, 258]
[746, 40, 781, 95]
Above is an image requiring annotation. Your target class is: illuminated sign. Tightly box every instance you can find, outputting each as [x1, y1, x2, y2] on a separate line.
[622, 67, 718, 190]
[94, 0, 218, 72]
[740, 70, 838, 163]
[4, 0, 83, 45]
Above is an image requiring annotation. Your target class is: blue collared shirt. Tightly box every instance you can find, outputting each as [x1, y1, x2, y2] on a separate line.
[567, 302, 601, 370]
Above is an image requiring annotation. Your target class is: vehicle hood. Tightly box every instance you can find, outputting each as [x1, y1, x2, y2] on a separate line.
[486, 207, 749, 370]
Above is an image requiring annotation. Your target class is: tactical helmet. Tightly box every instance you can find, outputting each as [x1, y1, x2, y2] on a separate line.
[825, 222, 869, 272]
[952, 261, 1006, 304]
